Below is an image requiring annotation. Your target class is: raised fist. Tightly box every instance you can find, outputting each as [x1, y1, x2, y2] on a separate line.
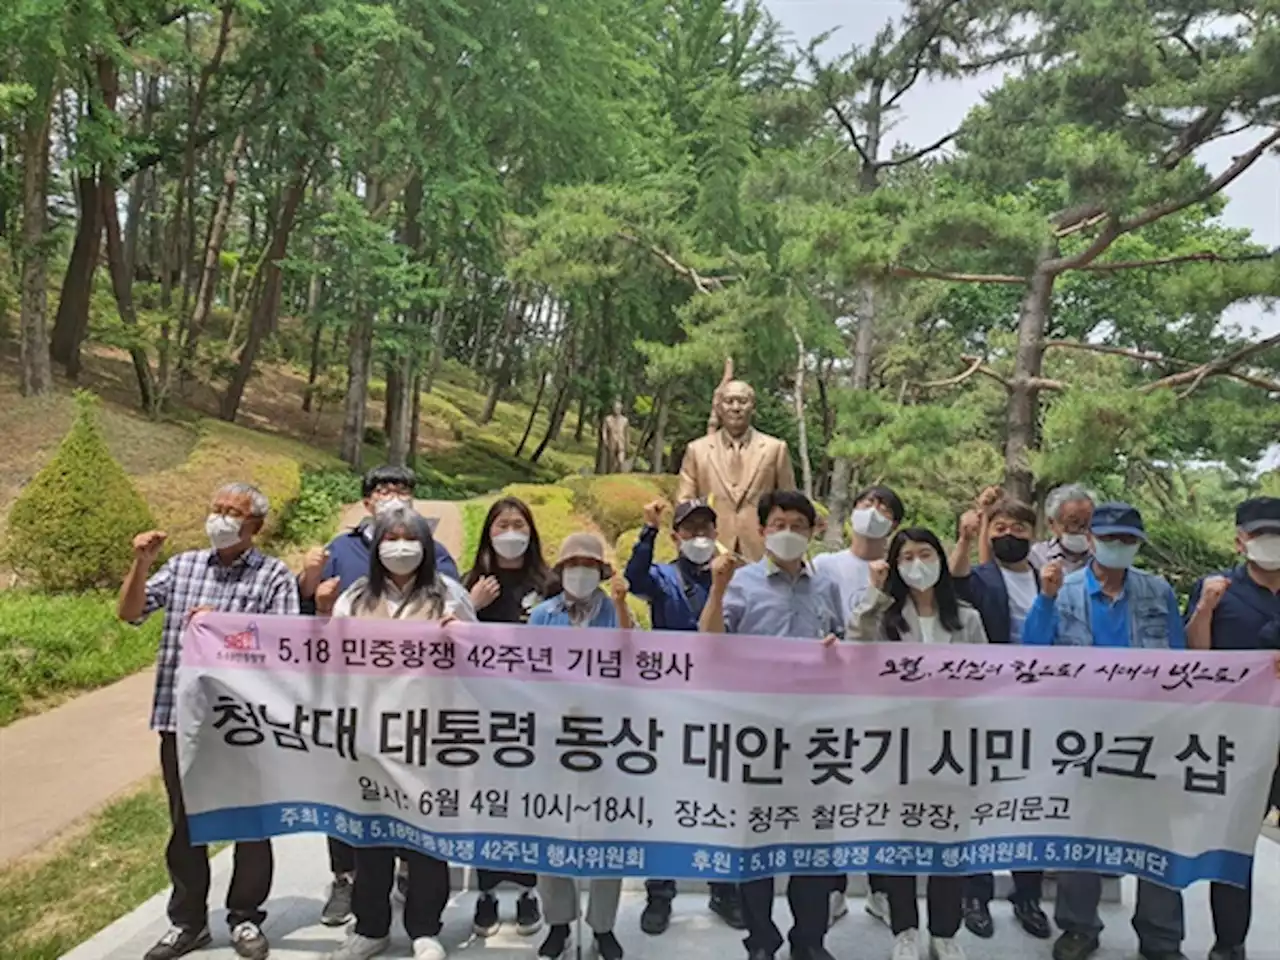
[958, 510, 983, 542]
[315, 577, 342, 616]
[1198, 576, 1230, 612]
[610, 574, 629, 603]
[711, 553, 743, 589]
[132, 530, 167, 564]
[643, 499, 667, 529]
[302, 546, 328, 579]
[1041, 561, 1065, 599]
[869, 559, 890, 591]
[976, 486, 1004, 509]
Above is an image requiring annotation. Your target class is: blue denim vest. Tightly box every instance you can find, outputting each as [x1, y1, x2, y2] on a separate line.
[1054, 567, 1175, 649]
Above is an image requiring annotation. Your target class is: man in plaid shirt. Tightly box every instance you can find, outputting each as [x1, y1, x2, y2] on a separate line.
[118, 482, 299, 960]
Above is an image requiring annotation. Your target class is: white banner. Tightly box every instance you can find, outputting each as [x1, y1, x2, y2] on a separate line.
[175, 614, 1280, 886]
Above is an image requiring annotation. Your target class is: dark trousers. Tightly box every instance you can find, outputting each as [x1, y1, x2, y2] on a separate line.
[965, 870, 1042, 905]
[644, 879, 738, 902]
[478, 869, 537, 893]
[352, 846, 450, 940]
[1210, 881, 1251, 950]
[739, 874, 839, 954]
[329, 837, 356, 876]
[160, 733, 273, 931]
[881, 875, 963, 937]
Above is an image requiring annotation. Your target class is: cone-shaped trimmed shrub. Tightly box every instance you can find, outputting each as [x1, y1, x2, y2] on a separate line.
[4, 392, 156, 591]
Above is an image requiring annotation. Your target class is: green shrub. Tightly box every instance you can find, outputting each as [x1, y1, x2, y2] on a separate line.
[1141, 517, 1237, 599]
[3, 393, 156, 591]
[275, 468, 362, 547]
[0, 590, 161, 726]
[572, 475, 677, 540]
[614, 525, 678, 570]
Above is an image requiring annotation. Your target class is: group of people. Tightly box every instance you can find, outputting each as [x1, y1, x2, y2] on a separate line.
[117, 464, 1280, 960]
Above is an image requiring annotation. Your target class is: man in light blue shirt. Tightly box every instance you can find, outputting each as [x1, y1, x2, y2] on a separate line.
[700, 490, 843, 960]
[1021, 503, 1186, 960]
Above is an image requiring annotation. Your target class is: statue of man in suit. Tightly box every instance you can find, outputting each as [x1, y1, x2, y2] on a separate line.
[601, 400, 630, 474]
[676, 379, 796, 561]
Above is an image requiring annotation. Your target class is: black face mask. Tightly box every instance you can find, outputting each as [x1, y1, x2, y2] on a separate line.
[992, 534, 1031, 564]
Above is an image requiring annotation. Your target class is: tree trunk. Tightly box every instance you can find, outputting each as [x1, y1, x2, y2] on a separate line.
[531, 314, 577, 463]
[408, 372, 422, 468]
[339, 310, 374, 468]
[220, 168, 308, 421]
[180, 129, 245, 382]
[792, 325, 813, 499]
[650, 383, 669, 474]
[124, 74, 160, 279]
[18, 100, 54, 397]
[824, 282, 877, 546]
[302, 258, 324, 412]
[384, 360, 402, 437]
[100, 174, 156, 410]
[48, 173, 103, 378]
[514, 371, 548, 459]
[1004, 262, 1056, 502]
[387, 351, 415, 467]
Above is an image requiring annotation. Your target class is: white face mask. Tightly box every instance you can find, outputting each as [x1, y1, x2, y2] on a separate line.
[765, 530, 809, 563]
[374, 496, 413, 516]
[492, 531, 530, 560]
[1059, 533, 1091, 555]
[1093, 540, 1141, 570]
[379, 539, 424, 576]
[1245, 534, 1280, 571]
[852, 506, 895, 540]
[562, 567, 601, 599]
[206, 514, 243, 551]
[899, 559, 941, 591]
[679, 537, 716, 566]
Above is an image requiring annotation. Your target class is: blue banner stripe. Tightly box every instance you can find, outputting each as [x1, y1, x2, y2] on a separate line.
[188, 801, 1254, 888]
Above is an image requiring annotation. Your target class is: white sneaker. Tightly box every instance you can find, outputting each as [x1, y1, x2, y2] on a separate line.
[1265, 807, 1279, 828]
[865, 890, 891, 927]
[829, 888, 849, 926]
[929, 936, 966, 960]
[892, 929, 921, 960]
[412, 936, 448, 960]
[328, 933, 391, 960]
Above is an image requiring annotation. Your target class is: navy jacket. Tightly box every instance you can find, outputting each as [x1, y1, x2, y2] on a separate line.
[623, 526, 710, 631]
[954, 560, 1039, 645]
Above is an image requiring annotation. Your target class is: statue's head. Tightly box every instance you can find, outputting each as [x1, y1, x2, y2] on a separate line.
[716, 380, 755, 436]
[613, 399, 623, 416]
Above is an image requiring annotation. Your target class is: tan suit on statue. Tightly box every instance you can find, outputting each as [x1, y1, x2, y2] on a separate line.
[677, 427, 796, 562]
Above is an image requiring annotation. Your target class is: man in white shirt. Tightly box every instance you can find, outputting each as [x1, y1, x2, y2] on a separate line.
[811, 485, 904, 931]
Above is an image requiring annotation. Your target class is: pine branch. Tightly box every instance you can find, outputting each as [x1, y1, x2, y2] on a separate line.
[615, 232, 736, 294]
[1141, 333, 1280, 396]
[917, 355, 985, 388]
[887, 265, 1025, 284]
[1076, 249, 1278, 273]
[876, 129, 959, 169]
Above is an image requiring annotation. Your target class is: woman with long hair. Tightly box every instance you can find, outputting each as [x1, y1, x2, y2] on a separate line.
[461, 496, 551, 938]
[848, 527, 987, 960]
[327, 507, 476, 960]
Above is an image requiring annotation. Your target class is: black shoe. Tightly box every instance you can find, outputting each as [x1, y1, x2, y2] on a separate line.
[517, 890, 544, 936]
[144, 926, 213, 960]
[595, 931, 625, 960]
[1013, 899, 1052, 939]
[473, 892, 500, 937]
[710, 889, 746, 930]
[1053, 931, 1101, 960]
[322, 873, 354, 926]
[640, 896, 672, 935]
[789, 945, 837, 960]
[1140, 951, 1188, 960]
[1209, 948, 1245, 960]
[747, 951, 775, 960]
[963, 898, 994, 939]
[539, 923, 572, 959]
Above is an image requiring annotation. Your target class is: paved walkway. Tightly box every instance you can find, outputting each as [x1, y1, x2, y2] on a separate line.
[60, 834, 1280, 960]
[336, 501, 465, 560]
[0, 669, 157, 865]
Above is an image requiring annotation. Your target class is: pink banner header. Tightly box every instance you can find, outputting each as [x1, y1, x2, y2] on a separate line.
[182, 614, 1280, 707]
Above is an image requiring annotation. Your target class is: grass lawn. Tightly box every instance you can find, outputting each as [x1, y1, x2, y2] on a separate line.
[0, 777, 178, 959]
[0, 591, 160, 727]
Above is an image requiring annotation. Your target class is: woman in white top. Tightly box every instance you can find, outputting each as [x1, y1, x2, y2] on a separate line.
[848, 527, 987, 960]
[328, 507, 475, 960]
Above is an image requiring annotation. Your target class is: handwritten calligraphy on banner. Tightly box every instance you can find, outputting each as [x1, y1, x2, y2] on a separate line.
[176, 615, 1280, 888]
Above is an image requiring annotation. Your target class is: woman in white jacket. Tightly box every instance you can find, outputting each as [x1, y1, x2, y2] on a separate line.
[847, 527, 987, 960]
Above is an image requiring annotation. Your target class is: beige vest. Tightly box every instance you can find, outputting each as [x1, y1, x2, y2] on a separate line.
[344, 577, 445, 620]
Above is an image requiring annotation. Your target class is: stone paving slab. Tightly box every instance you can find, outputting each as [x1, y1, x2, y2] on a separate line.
[62, 834, 1280, 960]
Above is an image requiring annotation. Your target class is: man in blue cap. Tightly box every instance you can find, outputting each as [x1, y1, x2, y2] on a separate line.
[1022, 501, 1186, 960]
[625, 497, 744, 935]
[1184, 495, 1280, 960]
